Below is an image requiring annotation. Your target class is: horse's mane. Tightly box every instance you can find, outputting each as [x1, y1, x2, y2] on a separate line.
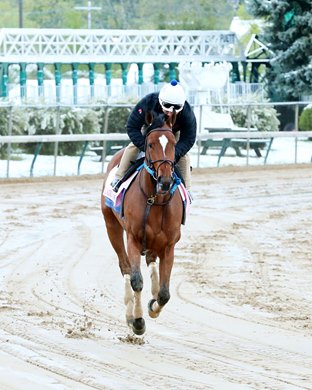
[143, 111, 176, 136]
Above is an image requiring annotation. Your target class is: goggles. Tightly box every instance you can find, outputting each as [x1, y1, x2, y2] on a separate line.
[160, 101, 184, 113]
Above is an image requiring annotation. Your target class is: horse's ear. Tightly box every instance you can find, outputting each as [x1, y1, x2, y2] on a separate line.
[166, 111, 176, 128]
[145, 111, 153, 125]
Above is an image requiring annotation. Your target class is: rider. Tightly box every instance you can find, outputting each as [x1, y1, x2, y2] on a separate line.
[110, 79, 197, 192]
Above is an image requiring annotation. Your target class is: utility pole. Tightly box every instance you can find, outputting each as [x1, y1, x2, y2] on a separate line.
[75, 0, 101, 29]
[18, 0, 23, 28]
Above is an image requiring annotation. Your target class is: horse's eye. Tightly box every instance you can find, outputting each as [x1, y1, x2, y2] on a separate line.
[148, 143, 153, 148]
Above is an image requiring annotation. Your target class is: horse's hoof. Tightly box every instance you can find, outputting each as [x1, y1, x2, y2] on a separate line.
[132, 317, 146, 335]
[148, 299, 160, 318]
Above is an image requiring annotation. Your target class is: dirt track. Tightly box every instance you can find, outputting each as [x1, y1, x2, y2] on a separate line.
[1, 165, 312, 390]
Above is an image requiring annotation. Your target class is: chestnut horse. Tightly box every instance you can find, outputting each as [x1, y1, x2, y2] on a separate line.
[101, 112, 184, 335]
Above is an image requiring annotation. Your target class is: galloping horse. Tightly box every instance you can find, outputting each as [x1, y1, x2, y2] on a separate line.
[101, 112, 184, 335]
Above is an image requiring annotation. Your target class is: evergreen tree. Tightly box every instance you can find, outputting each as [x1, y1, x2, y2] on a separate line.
[247, 0, 312, 101]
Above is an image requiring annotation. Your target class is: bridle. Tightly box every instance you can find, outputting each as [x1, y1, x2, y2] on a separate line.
[140, 128, 175, 201]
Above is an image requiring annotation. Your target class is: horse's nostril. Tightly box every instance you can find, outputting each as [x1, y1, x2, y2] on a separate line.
[157, 177, 173, 193]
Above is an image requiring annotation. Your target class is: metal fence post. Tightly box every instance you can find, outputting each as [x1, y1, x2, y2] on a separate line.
[6, 106, 13, 178]
[294, 103, 299, 163]
[246, 104, 251, 166]
[101, 107, 110, 173]
[54, 105, 61, 176]
[196, 104, 203, 169]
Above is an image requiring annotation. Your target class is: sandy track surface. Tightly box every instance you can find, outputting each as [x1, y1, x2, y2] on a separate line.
[0, 165, 312, 390]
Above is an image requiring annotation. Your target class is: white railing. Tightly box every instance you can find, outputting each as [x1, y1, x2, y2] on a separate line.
[0, 102, 311, 178]
[0, 28, 242, 63]
[1, 131, 312, 179]
[2, 130, 311, 145]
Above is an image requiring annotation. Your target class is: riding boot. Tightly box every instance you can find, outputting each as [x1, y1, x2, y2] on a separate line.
[111, 142, 140, 191]
[176, 153, 191, 190]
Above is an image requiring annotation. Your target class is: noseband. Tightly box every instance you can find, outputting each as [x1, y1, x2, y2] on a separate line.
[144, 159, 174, 182]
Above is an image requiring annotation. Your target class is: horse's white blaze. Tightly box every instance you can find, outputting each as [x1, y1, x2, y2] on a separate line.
[159, 134, 169, 153]
[149, 262, 159, 299]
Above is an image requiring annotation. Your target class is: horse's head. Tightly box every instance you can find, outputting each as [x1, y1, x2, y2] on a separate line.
[144, 112, 176, 194]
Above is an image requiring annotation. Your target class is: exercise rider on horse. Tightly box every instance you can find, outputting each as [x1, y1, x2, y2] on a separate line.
[110, 79, 197, 192]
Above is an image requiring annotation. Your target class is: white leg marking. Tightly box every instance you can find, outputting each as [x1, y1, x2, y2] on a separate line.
[149, 262, 159, 299]
[152, 300, 161, 314]
[124, 274, 133, 323]
[134, 291, 143, 319]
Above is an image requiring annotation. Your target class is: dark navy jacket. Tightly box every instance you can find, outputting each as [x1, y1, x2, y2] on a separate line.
[126, 92, 197, 162]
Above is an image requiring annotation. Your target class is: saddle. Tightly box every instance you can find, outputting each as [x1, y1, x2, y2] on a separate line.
[103, 157, 189, 225]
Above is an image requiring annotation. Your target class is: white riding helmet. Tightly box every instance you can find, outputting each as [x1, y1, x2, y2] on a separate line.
[159, 80, 186, 113]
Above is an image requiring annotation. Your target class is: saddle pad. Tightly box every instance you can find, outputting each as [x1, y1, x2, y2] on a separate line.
[103, 166, 139, 213]
[178, 182, 191, 216]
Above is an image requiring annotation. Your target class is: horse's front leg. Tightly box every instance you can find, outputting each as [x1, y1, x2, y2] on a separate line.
[126, 236, 146, 335]
[124, 274, 134, 327]
[148, 245, 174, 318]
[102, 206, 134, 326]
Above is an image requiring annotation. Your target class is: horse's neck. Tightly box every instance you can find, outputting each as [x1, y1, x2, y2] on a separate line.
[141, 167, 155, 195]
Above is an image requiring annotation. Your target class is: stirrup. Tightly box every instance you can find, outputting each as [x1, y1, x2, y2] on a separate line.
[111, 178, 121, 192]
[187, 190, 193, 203]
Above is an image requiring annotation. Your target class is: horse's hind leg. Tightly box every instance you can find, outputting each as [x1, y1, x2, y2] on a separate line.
[148, 245, 174, 319]
[149, 262, 159, 299]
[146, 251, 159, 314]
[124, 274, 134, 326]
[147, 262, 160, 319]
